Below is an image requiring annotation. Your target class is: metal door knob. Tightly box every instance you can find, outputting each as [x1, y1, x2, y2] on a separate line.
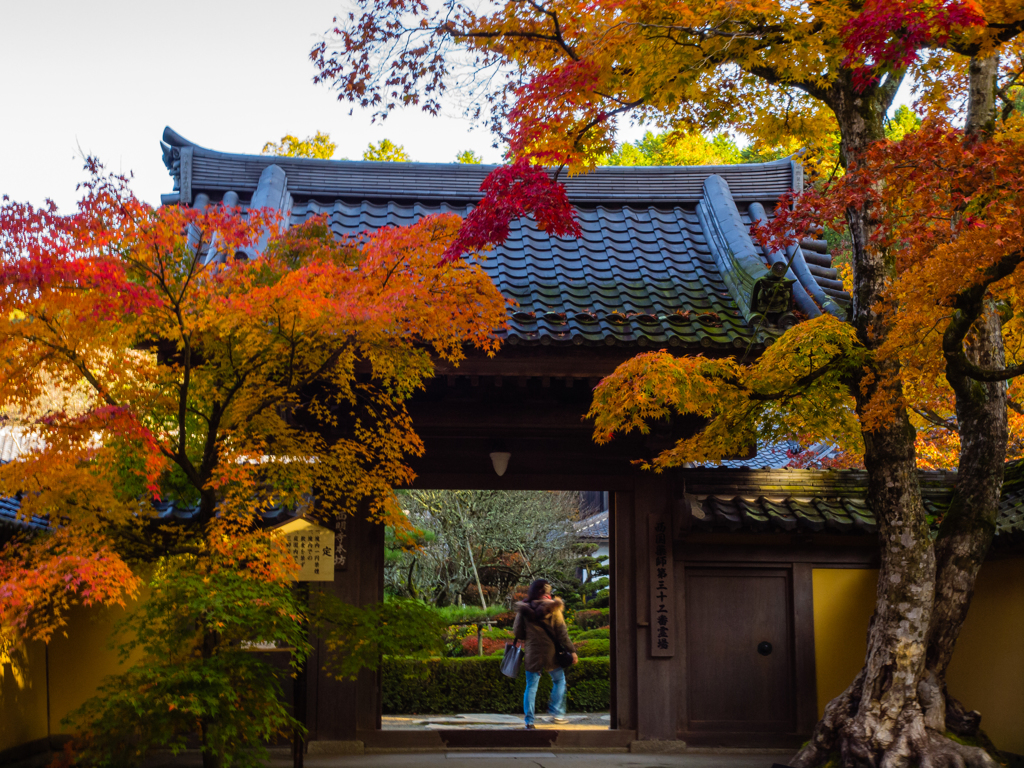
[757, 641, 773, 656]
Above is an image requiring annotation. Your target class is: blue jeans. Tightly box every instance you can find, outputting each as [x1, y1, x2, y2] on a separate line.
[523, 667, 566, 725]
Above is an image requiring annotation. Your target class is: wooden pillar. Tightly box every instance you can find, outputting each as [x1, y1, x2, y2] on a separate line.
[611, 490, 637, 730]
[306, 511, 385, 741]
[632, 475, 678, 741]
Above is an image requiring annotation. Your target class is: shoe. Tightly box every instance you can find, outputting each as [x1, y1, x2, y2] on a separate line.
[552, 716, 569, 725]
[525, 723, 536, 730]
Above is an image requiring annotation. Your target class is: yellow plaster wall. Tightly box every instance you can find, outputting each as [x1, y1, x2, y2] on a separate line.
[812, 567, 877, 719]
[813, 563, 1024, 755]
[0, 639, 49, 754]
[45, 603, 135, 734]
[945, 559, 1024, 755]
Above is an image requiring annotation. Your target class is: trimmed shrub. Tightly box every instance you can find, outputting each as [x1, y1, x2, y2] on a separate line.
[571, 628, 610, 641]
[382, 656, 610, 714]
[574, 639, 610, 657]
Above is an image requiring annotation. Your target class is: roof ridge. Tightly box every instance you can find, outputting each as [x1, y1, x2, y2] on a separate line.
[161, 126, 796, 176]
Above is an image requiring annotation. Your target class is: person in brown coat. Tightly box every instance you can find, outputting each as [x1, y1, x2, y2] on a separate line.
[512, 578, 578, 729]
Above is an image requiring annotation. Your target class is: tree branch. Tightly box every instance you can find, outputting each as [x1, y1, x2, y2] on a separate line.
[943, 249, 1024, 382]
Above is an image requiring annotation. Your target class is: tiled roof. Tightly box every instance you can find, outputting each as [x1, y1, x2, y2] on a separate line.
[0, 494, 47, 532]
[683, 465, 1024, 538]
[575, 509, 609, 540]
[996, 458, 1024, 536]
[0, 427, 43, 463]
[708, 439, 842, 470]
[160, 128, 851, 351]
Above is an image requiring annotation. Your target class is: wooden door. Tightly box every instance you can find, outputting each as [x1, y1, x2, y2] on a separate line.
[685, 567, 795, 733]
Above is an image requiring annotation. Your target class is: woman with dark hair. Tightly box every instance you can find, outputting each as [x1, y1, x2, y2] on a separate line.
[512, 578, 578, 729]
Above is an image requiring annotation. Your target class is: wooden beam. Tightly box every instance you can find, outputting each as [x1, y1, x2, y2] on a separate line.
[406, 473, 636, 491]
[793, 563, 818, 734]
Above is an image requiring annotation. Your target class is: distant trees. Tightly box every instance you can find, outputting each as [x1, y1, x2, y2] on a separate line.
[455, 149, 483, 164]
[261, 131, 337, 159]
[600, 130, 743, 166]
[884, 105, 923, 141]
[385, 490, 583, 608]
[363, 138, 411, 161]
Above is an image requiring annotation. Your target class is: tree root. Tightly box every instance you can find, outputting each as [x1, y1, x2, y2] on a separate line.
[790, 678, 1001, 768]
[944, 694, 1004, 765]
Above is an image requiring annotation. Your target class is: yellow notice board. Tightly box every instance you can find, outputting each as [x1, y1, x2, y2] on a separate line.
[275, 518, 335, 582]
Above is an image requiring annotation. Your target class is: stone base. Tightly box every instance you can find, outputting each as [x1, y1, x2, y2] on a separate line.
[306, 740, 365, 755]
[629, 739, 688, 754]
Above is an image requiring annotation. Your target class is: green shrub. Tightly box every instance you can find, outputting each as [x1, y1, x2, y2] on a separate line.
[382, 656, 610, 713]
[571, 628, 610, 641]
[574, 639, 610, 657]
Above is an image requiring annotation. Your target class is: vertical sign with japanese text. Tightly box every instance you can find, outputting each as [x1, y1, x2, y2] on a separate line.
[275, 518, 336, 582]
[649, 513, 675, 657]
[334, 514, 348, 571]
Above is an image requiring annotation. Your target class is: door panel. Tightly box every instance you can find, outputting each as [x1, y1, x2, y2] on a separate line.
[685, 568, 795, 732]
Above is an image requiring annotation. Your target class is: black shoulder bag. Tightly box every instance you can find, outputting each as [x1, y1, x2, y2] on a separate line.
[536, 616, 575, 669]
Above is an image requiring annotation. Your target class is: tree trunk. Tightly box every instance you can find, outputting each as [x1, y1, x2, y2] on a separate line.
[792, 72, 999, 768]
[924, 52, 1007, 743]
[200, 629, 224, 768]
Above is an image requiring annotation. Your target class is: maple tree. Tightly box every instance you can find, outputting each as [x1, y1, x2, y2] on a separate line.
[312, 2, 1024, 766]
[0, 161, 506, 766]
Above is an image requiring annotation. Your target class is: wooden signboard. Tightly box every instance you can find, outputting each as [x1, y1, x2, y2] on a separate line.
[649, 513, 675, 657]
[275, 518, 336, 582]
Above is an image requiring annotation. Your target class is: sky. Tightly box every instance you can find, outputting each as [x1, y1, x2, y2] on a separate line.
[0, 1, 513, 212]
[1, 2, 912, 214]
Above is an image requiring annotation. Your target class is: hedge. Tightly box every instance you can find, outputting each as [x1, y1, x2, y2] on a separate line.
[382, 656, 610, 714]
[571, 628, 610, 641]
[574, 639, 610, 657]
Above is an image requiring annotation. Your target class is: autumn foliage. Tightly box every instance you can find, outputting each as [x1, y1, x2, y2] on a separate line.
[0, 160, 506, 648]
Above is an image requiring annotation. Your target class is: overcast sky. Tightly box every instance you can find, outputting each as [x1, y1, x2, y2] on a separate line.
[0, 1, 515, 212]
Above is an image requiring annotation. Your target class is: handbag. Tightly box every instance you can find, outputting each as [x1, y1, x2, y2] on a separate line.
[537, 618, 575, 669]
[500, 640, 524, 678]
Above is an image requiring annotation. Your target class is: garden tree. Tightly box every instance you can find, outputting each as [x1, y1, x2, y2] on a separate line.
[262, 130, 338, 159]
[386, 490, 579, 607]
[0, 161, 506, 766]
[570, 542, 609, 609]
[311, 2, 1024, 766]
[362, 138, 411, 161]
[384, 524, 436, 600]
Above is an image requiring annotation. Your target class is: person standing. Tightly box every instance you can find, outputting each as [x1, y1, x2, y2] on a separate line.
[513, 578, 578, 729]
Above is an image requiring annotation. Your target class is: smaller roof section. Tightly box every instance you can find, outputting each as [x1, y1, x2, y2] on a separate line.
[683, 464, 1024, 540]
[0, 426, 43, 463]
[575, 509, 609, 541]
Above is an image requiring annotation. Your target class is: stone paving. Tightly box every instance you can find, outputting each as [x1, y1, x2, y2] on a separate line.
[266, 749, 793, 768]
[382, 713, 611, 730]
